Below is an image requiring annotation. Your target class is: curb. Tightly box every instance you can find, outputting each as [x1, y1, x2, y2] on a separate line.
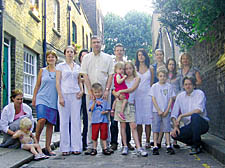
[201, 133, 225, 165]
[12, 140, 60, 168]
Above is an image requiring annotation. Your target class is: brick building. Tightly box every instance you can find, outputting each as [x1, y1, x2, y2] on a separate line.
[1, 0, 93, 109]
[80, 0, 104, 42]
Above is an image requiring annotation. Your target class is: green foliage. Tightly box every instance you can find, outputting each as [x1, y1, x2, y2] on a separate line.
[154, 0, 225, 49]
[104, 11, 152, 60]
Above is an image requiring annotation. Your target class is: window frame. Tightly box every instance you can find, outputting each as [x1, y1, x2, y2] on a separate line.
[23, 47, 37, 100]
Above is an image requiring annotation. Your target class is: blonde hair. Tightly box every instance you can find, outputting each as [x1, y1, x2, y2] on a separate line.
[124, 61, 138, 77]
[114, 62, 125, 73]
[46, 50, 58, 65]
[20, 117, 32, 130]
[180, 52, 192, 68]
[157, 66, 168, 77]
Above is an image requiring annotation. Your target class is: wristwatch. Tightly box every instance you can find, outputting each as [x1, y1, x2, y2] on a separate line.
[105, 87, 109, 91]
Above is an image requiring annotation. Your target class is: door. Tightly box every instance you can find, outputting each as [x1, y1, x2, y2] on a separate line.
[3, 37, 11, 107]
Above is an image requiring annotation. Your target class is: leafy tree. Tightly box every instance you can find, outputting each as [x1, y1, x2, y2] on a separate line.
[154, 0, 225, 49]
[104, 11, 152, 60]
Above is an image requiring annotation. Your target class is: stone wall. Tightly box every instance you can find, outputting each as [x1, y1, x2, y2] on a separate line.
[188, 16, 225, 140]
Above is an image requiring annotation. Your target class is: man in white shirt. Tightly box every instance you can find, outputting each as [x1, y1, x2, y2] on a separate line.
[80, 36, 114, 154]
[171, 77, 209, 155]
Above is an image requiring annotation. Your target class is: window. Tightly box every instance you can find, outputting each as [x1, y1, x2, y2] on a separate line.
[86, 34, 88, 49]
[23, 47, 37, 99]
[30, 0, 39, 9]
[53, 0, 60, 32]
[82, 26, 84, 48]
[72, 22, 77, 43]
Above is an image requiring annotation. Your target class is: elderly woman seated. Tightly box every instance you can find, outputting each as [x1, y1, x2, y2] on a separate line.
[0, 89, 34, 148]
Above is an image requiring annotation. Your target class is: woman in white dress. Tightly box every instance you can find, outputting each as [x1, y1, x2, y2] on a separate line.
[135, 48, 154, 148]
[56, 46, 83, 156]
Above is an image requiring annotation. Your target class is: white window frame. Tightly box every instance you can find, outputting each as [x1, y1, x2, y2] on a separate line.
[23, 47, 37, 100]
[53, 0, 59, 30]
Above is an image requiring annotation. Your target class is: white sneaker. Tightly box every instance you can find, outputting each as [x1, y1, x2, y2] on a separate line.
[40, 153, 49, 159]
[137, 148, 148, 157]
[34, 154, 42, 160]
[121, 146, 128, 155]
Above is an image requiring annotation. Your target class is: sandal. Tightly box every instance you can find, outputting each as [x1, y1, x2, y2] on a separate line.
[62, 152, 70, 156]
[90, 149, 97, 156]
[71, 151, 81, 155]
[45, 150, 56, 156]
[145, 143, 151, 149]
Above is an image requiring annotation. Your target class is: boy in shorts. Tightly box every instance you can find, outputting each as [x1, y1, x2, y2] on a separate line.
[150, 68, 175, 155]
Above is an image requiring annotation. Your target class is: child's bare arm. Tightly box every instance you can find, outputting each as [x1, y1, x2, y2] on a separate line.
[163, 98, 173, 117]
[12, 130, 22, 139]
[116, 74, 127, 84]
[30, 132, 38, 144]
[90, 100, 96, 112]
[152, 96, 163, 115]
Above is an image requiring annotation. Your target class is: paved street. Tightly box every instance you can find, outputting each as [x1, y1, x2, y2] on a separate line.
[22, 143, 224, 168]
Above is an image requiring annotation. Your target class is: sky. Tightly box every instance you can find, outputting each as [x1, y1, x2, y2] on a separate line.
[99, 0, 154, 17]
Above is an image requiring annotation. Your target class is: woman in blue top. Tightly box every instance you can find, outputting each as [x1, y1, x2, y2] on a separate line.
[178, 52, 202, 90]
[32, 50, 58, 156]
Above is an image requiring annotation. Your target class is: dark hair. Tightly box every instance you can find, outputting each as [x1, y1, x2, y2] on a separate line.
[114, 43, 124, 51]
[91, 35, 101, 42]
[78, 49, 89, 63]
[135, 48, 150, 71]
[91, 83, 103, 91]
[64, 46, 76, 55]
[10, 89, 23, 102]
[166, 58, 177, 79]
[182, 77, 196, 86]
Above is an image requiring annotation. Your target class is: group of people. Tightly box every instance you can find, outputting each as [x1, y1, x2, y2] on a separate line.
[0, 36, 209, 160]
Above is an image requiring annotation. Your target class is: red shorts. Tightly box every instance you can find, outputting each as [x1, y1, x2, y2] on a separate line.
[92, 123, 108, 141]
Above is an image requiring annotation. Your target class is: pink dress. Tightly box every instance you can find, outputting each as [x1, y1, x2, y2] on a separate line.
[114, 73, 129, 99]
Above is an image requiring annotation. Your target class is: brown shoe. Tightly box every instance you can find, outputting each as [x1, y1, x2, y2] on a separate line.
[127, 143, 135, 151]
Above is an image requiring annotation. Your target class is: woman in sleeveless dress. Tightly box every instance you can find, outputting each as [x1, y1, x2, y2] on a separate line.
[32, 50, 58, 156]
[135, 48, 154, 148]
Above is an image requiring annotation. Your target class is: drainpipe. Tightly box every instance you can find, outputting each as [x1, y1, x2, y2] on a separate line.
[43, 0, 47, 66]
[67, 2, 71, 45]
[0, 0, 4, 111]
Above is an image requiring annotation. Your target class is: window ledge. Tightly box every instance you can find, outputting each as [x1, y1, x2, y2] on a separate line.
[15, 0, 23, 4]
[52, 28, 61, 37]
[29, 10, 41, 23]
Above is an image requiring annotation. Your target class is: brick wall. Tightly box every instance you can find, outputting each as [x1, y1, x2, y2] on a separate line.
[188, 16, 225, 140]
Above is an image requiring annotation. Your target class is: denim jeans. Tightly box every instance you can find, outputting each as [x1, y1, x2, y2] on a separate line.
[81, 94, 88, 149]
[172, 113, 209, 148]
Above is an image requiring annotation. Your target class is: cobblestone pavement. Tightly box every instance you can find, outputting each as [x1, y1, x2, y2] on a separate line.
[22, 143, 224, 168]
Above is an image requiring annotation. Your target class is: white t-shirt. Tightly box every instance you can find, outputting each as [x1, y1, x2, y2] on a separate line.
[56, 62, 80, 94]
[150, 82, 175, 112]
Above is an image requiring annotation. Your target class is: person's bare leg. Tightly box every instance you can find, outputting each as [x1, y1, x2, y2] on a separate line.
[145, 125, 151, 144]
[45, 122, 53, 152]
[129, 122, 141, 149]
[22, 144, 38, 155]
[158, 132, 164, 145]
[153, 132, 159, 147]
[137, 125, 143, 147]
[120, 122, 127, 147]
[35, 118, 46, 143]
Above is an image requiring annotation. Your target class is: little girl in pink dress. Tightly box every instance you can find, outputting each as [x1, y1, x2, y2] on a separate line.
[111, 62, 129, 120]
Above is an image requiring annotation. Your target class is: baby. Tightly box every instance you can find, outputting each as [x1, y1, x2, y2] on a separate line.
[13, 117, 49, 160]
